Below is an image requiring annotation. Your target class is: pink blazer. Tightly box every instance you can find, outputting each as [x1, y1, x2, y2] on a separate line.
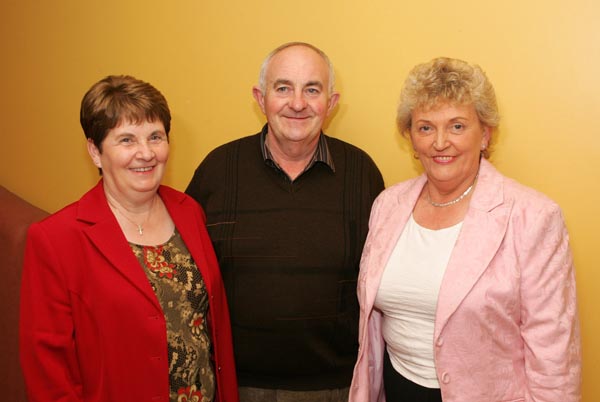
[349, 159, 580, 402]
[20, 182, 239, 402]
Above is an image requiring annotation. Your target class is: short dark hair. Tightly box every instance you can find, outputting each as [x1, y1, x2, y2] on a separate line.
[80, 75, 171, 151]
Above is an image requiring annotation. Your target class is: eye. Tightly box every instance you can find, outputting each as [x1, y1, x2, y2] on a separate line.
[306, 87, 320, 95]
[149, 133, 165, 143]
[417, 125, 433, 134]
[275, 86, 290, 93]
[119, 137, 134, 144]
[452, 123, 464, 130]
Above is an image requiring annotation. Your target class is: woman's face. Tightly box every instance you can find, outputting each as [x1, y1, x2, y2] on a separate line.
[87, 119, 169, 201]
[410, 102, 490, 190]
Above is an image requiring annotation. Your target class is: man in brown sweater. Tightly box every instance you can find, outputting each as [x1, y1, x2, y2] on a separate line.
[186, 42, 384, 402]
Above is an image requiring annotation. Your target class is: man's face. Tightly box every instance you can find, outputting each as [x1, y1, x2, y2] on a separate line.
[253, 45, 339, 151]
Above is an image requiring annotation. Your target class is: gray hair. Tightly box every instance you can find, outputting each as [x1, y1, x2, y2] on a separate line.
[258, 42, 336, 94]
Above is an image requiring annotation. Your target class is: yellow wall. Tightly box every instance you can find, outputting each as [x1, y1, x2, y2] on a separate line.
[2, 0, 598, 399]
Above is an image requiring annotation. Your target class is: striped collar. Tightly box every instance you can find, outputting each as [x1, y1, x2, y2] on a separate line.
[259, 125, 336, 177]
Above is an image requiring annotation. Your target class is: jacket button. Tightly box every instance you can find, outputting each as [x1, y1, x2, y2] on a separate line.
[436, 337, 444, 347]
[218, 365, 222, 372]
[441, 372, 450, 384]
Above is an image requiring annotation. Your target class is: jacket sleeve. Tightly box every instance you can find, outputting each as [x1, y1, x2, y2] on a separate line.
[518, 204, 581, 401]
[350, 193, 388, 402]
[20, 223, 83, 402]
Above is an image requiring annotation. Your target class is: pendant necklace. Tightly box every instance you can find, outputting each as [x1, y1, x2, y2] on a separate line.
[108, 197, 156, 236]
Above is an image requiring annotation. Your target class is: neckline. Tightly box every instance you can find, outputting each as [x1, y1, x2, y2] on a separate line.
[128, 229, 178, 247]
[409, 214, 463, 233]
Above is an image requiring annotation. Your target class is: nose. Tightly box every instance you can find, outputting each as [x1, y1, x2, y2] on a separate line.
[136, 141, 155, 160]
[432, 130, 449, 150]
[289, 92, 307, 111]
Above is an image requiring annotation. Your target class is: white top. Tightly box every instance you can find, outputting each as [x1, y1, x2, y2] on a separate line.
[374, 214, 462, 388]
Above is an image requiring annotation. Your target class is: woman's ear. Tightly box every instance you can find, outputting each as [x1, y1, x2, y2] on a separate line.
[481, 125, 492, 149]
[86, 139, 102, 168]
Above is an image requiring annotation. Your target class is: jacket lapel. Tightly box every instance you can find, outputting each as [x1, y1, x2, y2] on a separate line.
[77, 181, 163, 312]
[162, 187, 196, 253]
[160, 187, 215, 294]
[364, 176, 427, 307]
[434, 160, 513, 338]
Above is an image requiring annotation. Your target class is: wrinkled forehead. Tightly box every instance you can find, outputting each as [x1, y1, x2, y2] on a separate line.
[411, 101, 481, 127]
[266, 45, 331, 86]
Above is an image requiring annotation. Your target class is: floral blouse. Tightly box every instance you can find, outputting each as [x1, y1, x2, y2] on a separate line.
[130, 230, 215, 402]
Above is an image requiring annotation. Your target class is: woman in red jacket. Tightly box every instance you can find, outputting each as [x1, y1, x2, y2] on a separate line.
[20, 75, 238, 402]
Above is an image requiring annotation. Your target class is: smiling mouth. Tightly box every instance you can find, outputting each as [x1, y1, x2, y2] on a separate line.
[131, 167, 153, 172]
[432, 156, 455, 163]
[285, 115, 311, 120]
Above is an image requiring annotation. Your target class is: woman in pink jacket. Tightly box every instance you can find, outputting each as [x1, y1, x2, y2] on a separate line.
[349, 58, 581, 402]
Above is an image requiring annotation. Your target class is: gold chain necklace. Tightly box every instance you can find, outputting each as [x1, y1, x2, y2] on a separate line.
[108, 197, 156, 236]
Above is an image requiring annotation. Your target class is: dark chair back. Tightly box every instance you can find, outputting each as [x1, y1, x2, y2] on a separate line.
[0, 186, 49, 402]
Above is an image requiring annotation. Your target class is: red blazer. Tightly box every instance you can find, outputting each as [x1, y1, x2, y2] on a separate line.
[20, 182, 239, 402]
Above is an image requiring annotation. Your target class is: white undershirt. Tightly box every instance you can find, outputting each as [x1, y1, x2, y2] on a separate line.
[374, 214, 462, 388]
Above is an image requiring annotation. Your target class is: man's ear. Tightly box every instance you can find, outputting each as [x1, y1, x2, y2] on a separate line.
[252, 86, 266, 114]
[326, 92, 340, 116]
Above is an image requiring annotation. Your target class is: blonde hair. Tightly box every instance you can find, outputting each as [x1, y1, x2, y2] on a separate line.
[397, 57, 499, 157]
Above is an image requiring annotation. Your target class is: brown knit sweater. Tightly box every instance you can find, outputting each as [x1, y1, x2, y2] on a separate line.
[186, 127, 384, 390]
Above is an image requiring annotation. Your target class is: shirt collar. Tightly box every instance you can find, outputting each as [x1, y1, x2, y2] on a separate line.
[259, 124, 336, 173]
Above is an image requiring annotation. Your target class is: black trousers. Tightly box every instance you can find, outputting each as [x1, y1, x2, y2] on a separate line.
[383, 349, 442, 402]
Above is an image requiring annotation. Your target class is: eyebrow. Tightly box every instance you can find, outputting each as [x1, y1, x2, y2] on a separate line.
[446, 117, 469, 123]
[273, 79, 293, 88]
[271, 79, 324, 89]
[414, 116, 469, 124]
[305, 81, 323, 89]
[114, 129, 166, 137]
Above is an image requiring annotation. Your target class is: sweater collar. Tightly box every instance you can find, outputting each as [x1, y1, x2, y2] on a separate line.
[259, 124, 336, 175]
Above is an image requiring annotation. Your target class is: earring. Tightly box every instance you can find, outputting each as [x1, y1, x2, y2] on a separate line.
[481, 143, 487, 150]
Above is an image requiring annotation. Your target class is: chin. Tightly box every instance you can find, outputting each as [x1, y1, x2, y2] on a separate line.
[426, 170, 459, 183]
